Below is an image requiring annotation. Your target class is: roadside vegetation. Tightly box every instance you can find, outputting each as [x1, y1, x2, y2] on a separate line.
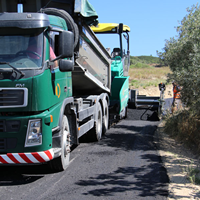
[130, 55, 161, 66]
[129, 56, 171, 89]
[158, 4, 200, 184]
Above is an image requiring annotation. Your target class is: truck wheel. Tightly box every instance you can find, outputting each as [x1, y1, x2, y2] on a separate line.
[49, 115, 70, 171]
[128, 101, 136, 109]
[102, 100, 109, 134]
[124, 106, 128, 119]
[88, 102, 103, 142]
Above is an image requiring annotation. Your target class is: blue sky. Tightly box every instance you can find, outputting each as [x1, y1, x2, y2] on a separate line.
[89, 0, 199, 57]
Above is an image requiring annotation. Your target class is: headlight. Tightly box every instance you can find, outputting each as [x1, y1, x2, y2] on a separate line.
[25, 119, 42, 147]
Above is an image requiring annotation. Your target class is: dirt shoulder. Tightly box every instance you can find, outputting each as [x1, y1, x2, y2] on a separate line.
[155, 120, 200, 199]
[130, 84, 173, 98]
[139, 86, 200, 199]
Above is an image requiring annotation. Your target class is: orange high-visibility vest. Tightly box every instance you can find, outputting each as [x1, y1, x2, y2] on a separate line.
[173, 86, 181, 99]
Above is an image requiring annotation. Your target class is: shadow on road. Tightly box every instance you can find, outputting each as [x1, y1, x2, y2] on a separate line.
[76, 108, 169, 198]
[98, 124, 157, 152]
[126, 108, 159, 121]
[76, 164, 168, 198]
[0, 164, 52, 186]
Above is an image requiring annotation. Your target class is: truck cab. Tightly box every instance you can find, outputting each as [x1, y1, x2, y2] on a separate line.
[0, 11, 74, 163]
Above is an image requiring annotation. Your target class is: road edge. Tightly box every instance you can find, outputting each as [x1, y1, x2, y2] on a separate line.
[154, 122, 200, 199]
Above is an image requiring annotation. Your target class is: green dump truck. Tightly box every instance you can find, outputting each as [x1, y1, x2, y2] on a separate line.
[0, 0, 130, 171]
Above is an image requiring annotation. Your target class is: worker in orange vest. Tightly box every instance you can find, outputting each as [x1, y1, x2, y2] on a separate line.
[172, 81, 182, 113]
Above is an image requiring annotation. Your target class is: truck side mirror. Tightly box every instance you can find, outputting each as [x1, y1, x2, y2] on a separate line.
[59, 31, 74, 58]
[118, 23, 123, 34]
[59, 59, 74, 72]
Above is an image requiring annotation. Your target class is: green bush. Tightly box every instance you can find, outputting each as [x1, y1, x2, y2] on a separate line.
[130, 55, 161, 65]
[130, 62, 152, 69]
[158, 4, 200, 116]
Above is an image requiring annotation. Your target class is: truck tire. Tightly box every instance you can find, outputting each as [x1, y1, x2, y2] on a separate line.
[128, 101, 136, 109]
[40, 8, 79, 49]
[102, 100, 109, 134]
[88, 102, 103, 142]
[124, 106, 128, 119]
[49, 115, 70, 171]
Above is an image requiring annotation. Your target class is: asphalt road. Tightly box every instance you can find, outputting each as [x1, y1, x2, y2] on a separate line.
[0, 108, 169, 200]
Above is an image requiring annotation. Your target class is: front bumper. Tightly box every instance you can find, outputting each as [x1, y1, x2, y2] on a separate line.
[0, 149, 54, 164]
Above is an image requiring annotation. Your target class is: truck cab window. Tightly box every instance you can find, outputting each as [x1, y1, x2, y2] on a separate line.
[49, 31, 59, 68]
[0, 28, 44, 69]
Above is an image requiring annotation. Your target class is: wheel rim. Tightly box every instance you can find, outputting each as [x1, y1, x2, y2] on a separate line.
[97, 109, 102, 134]
[63, 126, 70, 157]
[61, 116, 70, 169]
[104, 101, 109, 129]
[103, 101, 109, 134]
[96, 102, 103, 140]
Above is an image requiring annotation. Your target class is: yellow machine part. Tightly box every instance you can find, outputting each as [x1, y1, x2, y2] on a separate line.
[91, 23, 130, 33]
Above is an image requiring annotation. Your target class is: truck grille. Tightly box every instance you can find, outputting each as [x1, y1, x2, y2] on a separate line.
[0, 138, 17, 150]
[0, 138, 6, 150]
[0, 120, 19, 150]
[0, 120, 21, 132]
[0, 88, 28, 108]
[0, 120, 5, 132]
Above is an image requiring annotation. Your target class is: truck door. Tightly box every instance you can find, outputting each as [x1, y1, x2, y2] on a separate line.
[49, 31, 72, 100]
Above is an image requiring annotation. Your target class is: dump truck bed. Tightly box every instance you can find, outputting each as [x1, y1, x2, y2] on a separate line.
[73, 24, 111, 95]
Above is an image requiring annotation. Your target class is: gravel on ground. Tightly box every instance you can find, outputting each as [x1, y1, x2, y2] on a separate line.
[155, 122, 200, 200]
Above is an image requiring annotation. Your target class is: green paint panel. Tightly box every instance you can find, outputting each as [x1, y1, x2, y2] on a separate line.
[32, 69, 72, 111]
[48, 15, 68, 30]
[0, 69, 73, 113]
[111, 56, 123, 77]
[0, 101, 64, 153]
[110, 77, 129, 114]
[110, 55, 129, 114]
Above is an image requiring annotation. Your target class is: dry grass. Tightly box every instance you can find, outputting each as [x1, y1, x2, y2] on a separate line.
[129, 66, 171, 89]
[164, 110, 200, 155]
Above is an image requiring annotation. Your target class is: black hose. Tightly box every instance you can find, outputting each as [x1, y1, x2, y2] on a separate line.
[40, 8, 79, 49]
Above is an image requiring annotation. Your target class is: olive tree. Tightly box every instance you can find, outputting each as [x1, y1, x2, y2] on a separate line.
[158, 4, 200, 115]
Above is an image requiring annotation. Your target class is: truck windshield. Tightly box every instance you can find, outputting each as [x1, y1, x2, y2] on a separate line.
[0, 28, 44, 69]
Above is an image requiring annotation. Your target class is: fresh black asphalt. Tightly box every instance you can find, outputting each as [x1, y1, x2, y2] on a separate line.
[0, 108, 169, 200]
